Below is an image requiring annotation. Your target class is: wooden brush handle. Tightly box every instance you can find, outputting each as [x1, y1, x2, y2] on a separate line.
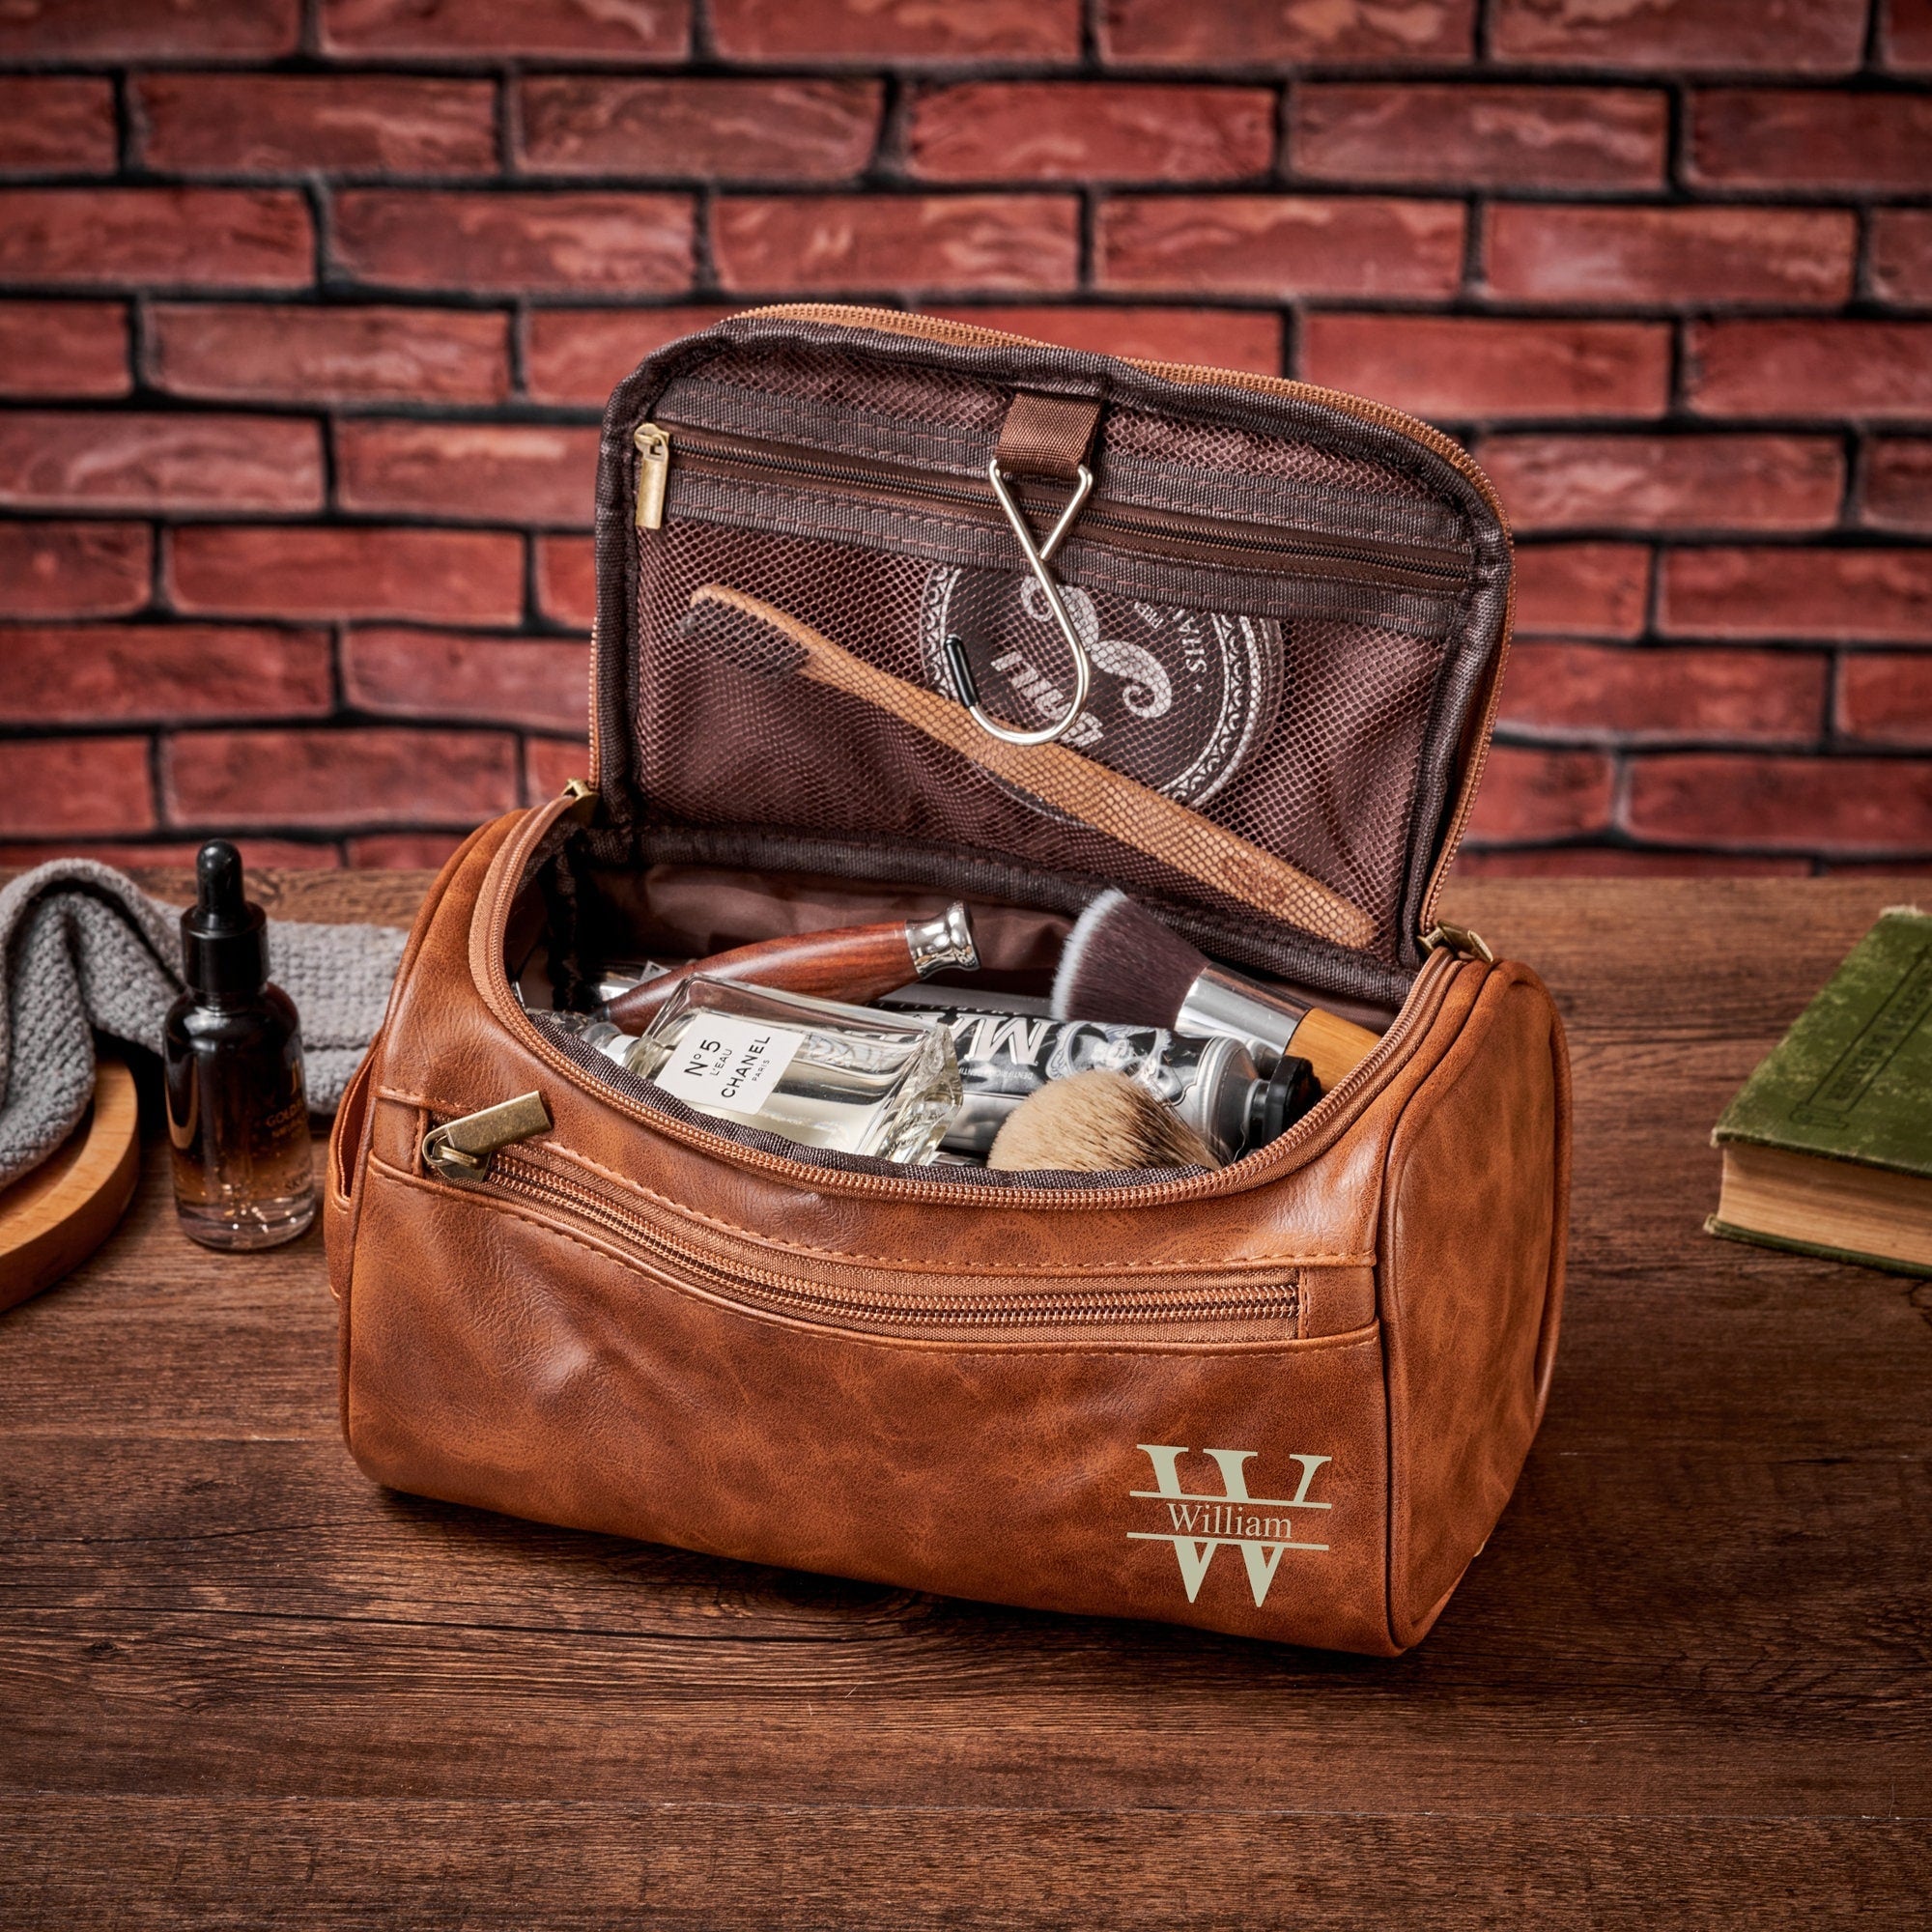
[692, 583, 1377, 953]
[1288, 1008, 1382, 1093]
[605, 922, 921, 1033]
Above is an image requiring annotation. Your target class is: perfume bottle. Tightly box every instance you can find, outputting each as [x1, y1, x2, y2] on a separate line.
[574, 976, 961, 1163]
[163, 840, 316, 1250]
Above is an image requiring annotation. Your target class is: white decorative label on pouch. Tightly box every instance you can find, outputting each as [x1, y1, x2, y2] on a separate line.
[650, 1015, 804, 1117]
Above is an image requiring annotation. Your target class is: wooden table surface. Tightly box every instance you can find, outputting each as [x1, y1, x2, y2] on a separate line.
[3, 872, 1928, 1928]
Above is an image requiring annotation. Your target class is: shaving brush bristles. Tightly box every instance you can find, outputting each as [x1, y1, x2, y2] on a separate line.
[1051, 889, 1208, 1029]
[987, 1070, 1220, 1174]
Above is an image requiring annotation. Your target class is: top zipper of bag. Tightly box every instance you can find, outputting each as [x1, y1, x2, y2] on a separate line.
[467, 785, 1474, 1208]
[634, 420, 1470, 598]
[743, 301, 1509, 533]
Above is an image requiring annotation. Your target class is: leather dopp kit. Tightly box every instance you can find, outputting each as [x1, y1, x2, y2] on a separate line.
[327, 308, 1569, 1655]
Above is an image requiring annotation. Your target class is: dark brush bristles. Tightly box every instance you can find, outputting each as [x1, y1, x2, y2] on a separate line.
[987, 1070, 1219, 1174]
[1051, 888, 1208, 1030]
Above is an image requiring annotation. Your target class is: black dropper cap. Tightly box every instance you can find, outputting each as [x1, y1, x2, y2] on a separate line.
[181, 838, 269, 998]
[1242, 1054, 1321, 1152]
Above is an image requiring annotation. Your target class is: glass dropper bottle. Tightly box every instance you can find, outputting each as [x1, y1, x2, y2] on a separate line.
[163, 839, 317, 1250]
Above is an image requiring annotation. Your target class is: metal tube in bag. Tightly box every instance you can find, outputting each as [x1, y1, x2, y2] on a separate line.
[889, 1003, 1279, 1162]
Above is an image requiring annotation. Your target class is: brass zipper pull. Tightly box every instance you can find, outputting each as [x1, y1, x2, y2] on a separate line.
[634, 422, 670, 528]
[1421, 923, 1494, 965]
[422, 1093, 553, 1188]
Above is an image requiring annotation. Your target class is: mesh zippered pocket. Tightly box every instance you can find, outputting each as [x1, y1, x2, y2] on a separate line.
[636, 512, 1451, 967]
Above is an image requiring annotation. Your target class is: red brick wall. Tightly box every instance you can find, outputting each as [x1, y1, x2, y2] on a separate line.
[0, 0, 1927, 875]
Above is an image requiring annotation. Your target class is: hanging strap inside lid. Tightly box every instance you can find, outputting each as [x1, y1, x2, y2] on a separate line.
[960, 391, 1104, 751]
[994, 392, 1101, 482]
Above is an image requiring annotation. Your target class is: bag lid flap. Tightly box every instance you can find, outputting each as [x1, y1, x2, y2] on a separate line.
[587, 307, 1511, 1008]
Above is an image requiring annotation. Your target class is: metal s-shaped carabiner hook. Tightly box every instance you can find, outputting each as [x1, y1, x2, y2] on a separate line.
[946, 458, 1095, 750]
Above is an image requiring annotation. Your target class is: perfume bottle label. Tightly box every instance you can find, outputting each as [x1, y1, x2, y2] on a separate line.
[651, 1015, 804, 1116]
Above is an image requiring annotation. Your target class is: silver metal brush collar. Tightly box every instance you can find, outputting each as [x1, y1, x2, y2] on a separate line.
[1177, 965, 1309, 1071]
[907, 902, 979, 979]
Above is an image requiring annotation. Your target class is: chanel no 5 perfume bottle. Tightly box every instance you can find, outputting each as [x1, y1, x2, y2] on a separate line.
[575, 975, 961, 1163]
[163, 840, 316, 1250]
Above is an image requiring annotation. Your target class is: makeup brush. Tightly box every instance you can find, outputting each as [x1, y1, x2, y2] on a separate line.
[987, 1070, 1220, 1174]
[1051, 889, 1380, 1094]
[603, 903, 978, 1033]
[684, 583, 1376, 953]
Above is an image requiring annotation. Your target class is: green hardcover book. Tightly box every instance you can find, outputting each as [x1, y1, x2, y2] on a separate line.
[1708, 907, 1932, 1277]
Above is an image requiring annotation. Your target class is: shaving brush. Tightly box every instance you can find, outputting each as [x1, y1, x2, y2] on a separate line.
[1051, 890, 1380, 1093]
[604, 903, 978, 1033]
[988, 1070, 1220, 1174]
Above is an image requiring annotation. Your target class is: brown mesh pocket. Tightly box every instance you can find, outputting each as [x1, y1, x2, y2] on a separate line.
[635, 517, 1448, 964]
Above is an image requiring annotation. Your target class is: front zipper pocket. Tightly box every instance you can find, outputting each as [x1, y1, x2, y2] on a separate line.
[414, 1122, 1305, 1341]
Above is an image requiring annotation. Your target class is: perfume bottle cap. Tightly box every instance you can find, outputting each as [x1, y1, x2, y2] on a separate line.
[181, 838, 270, 997]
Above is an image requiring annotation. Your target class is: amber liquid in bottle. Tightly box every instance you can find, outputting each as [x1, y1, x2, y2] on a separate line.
[164, 840, 316, 1251]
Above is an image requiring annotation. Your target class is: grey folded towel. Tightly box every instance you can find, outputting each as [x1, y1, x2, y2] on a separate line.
[0, 859, 407, 1191]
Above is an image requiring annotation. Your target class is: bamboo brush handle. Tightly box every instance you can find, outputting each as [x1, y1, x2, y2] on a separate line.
[692, 583, 1377, 952]
[605, 923, 923, 1033]
[1287, 1008, 1382, 1093]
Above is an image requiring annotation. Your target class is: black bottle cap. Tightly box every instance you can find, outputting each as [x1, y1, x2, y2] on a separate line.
[181, 838, 269, 997]
[1242, 1054, 1321, 1152]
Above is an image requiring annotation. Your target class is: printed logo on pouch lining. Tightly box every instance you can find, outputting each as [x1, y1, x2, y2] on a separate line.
[919, 565, 1282, 809]
[1127, 1443, 1332, 1608]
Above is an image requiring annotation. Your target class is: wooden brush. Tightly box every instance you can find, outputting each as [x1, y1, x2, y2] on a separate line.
[1051, 888, 1380, 1094]
[987, 1069, 1220, 1174]
[685, 582, 1376, 953]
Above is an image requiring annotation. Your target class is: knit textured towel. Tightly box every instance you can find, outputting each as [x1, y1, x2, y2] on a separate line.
[0, 858, 407, 1192]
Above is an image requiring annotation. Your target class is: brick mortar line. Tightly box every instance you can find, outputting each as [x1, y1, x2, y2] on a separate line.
[10, 164, 1932, 202]
[3, 61, 1923, 85]
[17, 290, 1932, 318]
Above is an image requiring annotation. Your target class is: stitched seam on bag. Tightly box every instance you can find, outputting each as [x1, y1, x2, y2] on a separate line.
[1378, 963, 1517, 1649]
[667, 475, 1463, 633]
[660, 377, 990, 464]
[549, 1136, 1374, 1272]
[370, 1084, 1371, 1272]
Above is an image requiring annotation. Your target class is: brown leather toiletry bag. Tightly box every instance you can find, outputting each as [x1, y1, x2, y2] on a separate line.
[326, 308, 1568, 1655]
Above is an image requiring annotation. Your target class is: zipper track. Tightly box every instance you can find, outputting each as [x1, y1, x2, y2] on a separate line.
[474, 1145, 1300, 1330]
[735, 301, 1515, 924]
[658, 423, 1470, 592]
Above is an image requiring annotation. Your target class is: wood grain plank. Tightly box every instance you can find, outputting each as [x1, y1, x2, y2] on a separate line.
[0, 1146, 337, 1436]
[5, 1433, 1927, 1682]
[4, 1800, 1929, 1932]
[1, 1609, 1925, 1817]
[127, 867, 439, 929]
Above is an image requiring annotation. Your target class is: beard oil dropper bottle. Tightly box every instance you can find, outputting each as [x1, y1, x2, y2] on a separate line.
[164, 839, 316, 1250]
